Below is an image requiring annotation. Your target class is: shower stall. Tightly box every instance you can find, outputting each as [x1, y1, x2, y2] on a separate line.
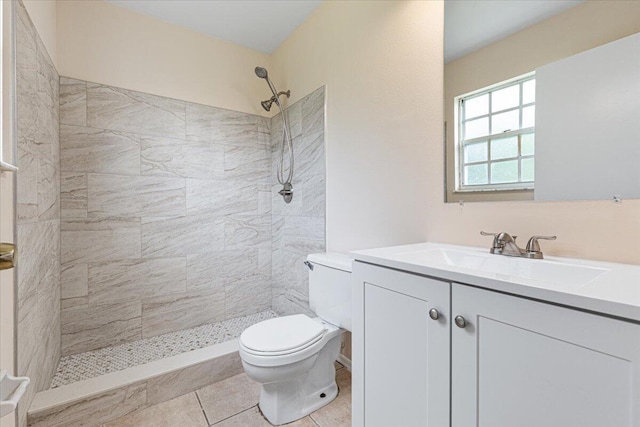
[11, 2, 327, 424]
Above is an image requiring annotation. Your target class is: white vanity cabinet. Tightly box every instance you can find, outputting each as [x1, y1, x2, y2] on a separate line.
[353, 261, 640, 427]
[353, 261, 450, 427]
[452, 283, 640, 427]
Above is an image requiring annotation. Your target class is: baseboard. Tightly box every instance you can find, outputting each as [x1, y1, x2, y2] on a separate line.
[337, 354, 352, 372]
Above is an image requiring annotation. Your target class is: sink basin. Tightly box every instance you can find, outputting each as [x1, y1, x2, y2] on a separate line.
[390, 248, 609, 288]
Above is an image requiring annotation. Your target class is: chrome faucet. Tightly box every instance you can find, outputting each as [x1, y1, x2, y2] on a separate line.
[481, 231, 556, 259]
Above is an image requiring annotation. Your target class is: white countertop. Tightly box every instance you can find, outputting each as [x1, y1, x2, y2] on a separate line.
[351, 242, 640, 322]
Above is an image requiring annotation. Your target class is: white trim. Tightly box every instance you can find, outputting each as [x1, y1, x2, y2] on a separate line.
[455, 73, 536, 191]
[337, 354, 351, 372]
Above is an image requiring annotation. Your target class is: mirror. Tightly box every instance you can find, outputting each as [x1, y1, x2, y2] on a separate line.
[444, 1, 640, 203]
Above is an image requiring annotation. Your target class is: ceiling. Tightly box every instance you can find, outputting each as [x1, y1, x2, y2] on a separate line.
[445, 0, 584, 63]
[106, 0, 323, 54]
[106, 1, 585, 61]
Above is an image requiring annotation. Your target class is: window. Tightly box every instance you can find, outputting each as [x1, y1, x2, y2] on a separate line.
[456, 74, 535, 191]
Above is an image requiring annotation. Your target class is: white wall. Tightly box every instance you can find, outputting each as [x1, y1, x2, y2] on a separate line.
[272, 0, 443, 252]
[22, 0, 56, 67]
[56, 0, 271, 116]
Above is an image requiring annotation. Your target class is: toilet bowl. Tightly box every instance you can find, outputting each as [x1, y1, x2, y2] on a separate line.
[239, 253, 352, 425]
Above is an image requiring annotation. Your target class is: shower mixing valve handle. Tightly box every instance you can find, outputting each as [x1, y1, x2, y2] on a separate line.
[278, 183, 294, 204]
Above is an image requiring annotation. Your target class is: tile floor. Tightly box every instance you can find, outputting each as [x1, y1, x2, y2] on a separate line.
[101, 363, 351, 427]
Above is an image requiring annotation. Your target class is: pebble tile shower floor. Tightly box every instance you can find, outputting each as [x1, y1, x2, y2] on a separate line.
[50, 310, 278, 388]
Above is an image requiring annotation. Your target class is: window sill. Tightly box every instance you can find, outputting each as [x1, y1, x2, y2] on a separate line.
[453, 187, 534, 194]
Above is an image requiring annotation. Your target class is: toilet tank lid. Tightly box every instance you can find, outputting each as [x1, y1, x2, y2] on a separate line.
[306, 253, 353, 272]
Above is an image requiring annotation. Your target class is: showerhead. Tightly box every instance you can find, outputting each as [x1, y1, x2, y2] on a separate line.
[261, 99, 273, 111]
[255, 66, 268, 79]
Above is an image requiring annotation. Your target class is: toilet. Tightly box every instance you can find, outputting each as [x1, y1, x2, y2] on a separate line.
[239, 253, 352, 425]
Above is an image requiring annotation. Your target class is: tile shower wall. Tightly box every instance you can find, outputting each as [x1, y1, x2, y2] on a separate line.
[59, 79, 272, 355]
[15, 1, 61, 425]
[271, 87, 326, 315]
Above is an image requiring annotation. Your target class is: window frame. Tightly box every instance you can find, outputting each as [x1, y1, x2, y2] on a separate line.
[454, 73, 535, 193]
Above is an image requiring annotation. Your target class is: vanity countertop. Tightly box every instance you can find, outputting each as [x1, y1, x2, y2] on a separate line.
[350, 242, 640, 322]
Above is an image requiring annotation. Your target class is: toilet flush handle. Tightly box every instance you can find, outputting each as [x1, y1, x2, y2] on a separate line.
[303, 261, 314, 271]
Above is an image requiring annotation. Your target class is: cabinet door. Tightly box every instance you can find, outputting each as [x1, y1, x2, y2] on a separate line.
[353, 262, 450, 427]
[452, 283, 640, 427]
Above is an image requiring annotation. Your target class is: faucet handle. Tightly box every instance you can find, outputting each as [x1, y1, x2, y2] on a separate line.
[525, 235, 557, 258]
[480, 231, 502, 249]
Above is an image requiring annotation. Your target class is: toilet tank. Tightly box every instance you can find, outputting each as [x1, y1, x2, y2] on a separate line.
[306, 253, 352, 331]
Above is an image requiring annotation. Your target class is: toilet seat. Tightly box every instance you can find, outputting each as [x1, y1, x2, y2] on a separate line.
[240, 314, 327, 355]
[239, 316, 342, 368]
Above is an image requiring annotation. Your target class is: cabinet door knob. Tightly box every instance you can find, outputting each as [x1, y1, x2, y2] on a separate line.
[429, 308, 440, 320]
[454, 315, 467, 329]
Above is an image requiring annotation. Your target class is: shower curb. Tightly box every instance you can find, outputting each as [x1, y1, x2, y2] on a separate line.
[27, 340, 243, 427]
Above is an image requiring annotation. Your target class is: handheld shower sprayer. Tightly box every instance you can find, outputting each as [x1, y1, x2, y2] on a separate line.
[255, 66, 294, 203]
[255, 67, 290, 111]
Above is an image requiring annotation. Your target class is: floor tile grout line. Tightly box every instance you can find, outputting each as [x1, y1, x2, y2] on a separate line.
[309, 412, 322, 427]
[194, 390, 212, 426]
[208, 404, 259, 426]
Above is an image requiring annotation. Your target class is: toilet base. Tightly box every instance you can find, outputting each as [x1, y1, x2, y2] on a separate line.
[258, 335, 342, 425]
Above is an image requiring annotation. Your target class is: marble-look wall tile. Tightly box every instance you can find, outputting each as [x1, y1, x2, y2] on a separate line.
[61, 300, 142, 355]
[141, 136, 224, 179]
[61, 218, 141, 264]
[272, 175, 326, 218]
[224, 214, 271, 250]
[257, 116, 270, 135]
[16, 138, 39, 221]
[186, 178, 258, 216]
[61, 297, 88, 309]
[185, 254, 225, 291]
[87, 84, 186, 139]
[60, 125, 140, 175]
[58, 78, 275, 351]
[146, 351, 242, 405]
[141, 215, 224, 258]
[225, 274, 271, 318]
[224, 145, 270, 183]
[59, 77, 87, 126]
[186, 249, 264, 291]
[87, 174, 185, 217]
[15, 2, 38, 142]
[16, 221, 47, 302]
[60, 263, 88, 299]
[258, 190, 271, 215]
[282, 216, 325, 241]
[60, 172, 87, 218]
[272, 294, 314, 318]
[16, 2, 60, 425]
[185, 102, 258, 146]
[301, 86, 325, 136]
[88, 258, 187, 305]
[297, 175, 326, 218]
[271, 87, 326, 316]
[36, 143, 59, 221]
[141, 289, 225, 338]
[294, 131, 325, 178]
[28, 383, 147, 427]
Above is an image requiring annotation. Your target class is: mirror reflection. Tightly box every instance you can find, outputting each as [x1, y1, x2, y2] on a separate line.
[444, 1, 640, 203]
